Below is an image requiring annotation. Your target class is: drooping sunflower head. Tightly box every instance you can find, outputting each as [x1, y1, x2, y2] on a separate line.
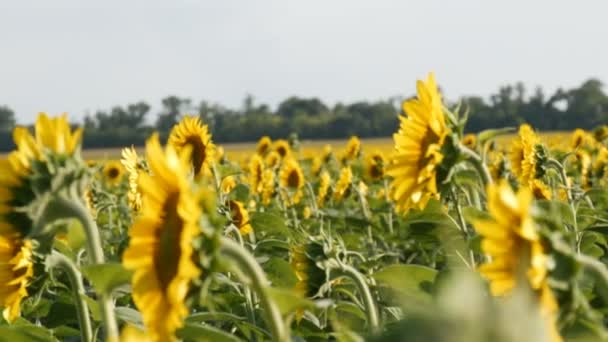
[168, 115, 215, 178]
[273, 139, 291, 159]
[248, 155, 265, 194]
[386, 73, 449, 213]
[265, 151, 281, 169]
[227, 200, 252, 235]
[221, 175, 237, 194]
[341, 136, 361, 162]
[510, 124, 539, 187]
[290, 242, 326, 298]
[280, 158, 304, 190]
[257, 136, 272, 156]
[103, 160, 125, 186]
[333, 167, 353, 201]
[122, 133, 201, 341]
[571, 128, 589, 149]
[317, 171, 331, 208]
[365, 152, 386, 181]
[0, 237, 33, 323]
[593, 125, 608, 144]
[462, 134, 477, 150]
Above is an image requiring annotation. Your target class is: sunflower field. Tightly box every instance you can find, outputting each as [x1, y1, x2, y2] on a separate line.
[2, 74, 608, 342]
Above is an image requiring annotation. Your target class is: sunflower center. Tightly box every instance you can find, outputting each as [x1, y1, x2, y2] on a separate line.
[417, 128, 441, 169]
[108, 167, 120, 179]
[287, 170, 300, 188]
[277, 146, 287, 157]
[186, 137, 206, 176]
[154, 192, 184, 291]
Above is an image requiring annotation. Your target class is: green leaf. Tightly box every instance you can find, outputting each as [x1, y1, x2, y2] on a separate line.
[373, 264, 438, 305]
[0, 320, 56, 342]
[115, 306, 142, 325]
[262, 257, 297, 288]
[250, 212, 291, 237]
[266, 287, 314, 316]
[462, 206, 491, 224]
[177, 322, 244, 342]
[81, 263, 133, 295]
[229, 184, 250, 203]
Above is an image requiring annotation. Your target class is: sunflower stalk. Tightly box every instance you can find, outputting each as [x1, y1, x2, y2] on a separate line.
[46, 251, 93, 342]
[458, 143, 493, 186]
[219, 237, 289, 342]
[332, 262, 380, 335]
[40, 195, 119, 341]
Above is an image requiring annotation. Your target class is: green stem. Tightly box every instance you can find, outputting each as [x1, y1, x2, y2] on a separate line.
[220, 237, 289, 342]
[459, 144, 493, 186]
[47, 251, 93, 342]
[335, 264, 380, 335]
[546, 158, 573, 202]
[43, 196, 119, 341]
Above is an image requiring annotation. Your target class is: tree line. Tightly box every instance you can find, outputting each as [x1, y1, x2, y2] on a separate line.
[0, 78, 606, 151]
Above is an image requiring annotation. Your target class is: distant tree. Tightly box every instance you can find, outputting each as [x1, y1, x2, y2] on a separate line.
[277, 97, 328, 119]
[156, 96, 191, 132]
[0, 105, 16, 131]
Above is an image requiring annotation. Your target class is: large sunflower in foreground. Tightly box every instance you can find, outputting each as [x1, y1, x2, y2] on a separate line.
[122, 134, 201, 342]
[510, 124, 539, 187]
[386, 73, 449, 213]
[473, 181, 561, 342]
[168, 115, 215, 178]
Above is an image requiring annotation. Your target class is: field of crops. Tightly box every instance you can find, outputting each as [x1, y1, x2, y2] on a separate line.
[2, 74, 608, 342]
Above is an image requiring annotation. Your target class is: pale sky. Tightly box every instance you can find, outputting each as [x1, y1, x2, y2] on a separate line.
[1, 0, 606, 124]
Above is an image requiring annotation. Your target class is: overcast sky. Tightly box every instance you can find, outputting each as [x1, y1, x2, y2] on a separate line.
[1, 0, 606, 124]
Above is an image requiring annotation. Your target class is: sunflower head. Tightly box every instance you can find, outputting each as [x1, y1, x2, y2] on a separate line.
[280, 158, 304, 189]
[103, 160, 125, 186]
[0, 237, 33, 323]
[510, 124, 540, 187]
[531, 179, 552, 200]
[228, 200, 252, 235]
[122, 133, 201, 341]
[290, 242, 326, 298]
[571, 128, 589, 149]
[273, 139, 291, 159]
[261, 169, 276, 205]
[317, 171, 332, 208]
[593, 125, 608, 144]
[365, 152, 386, 181]
[34, 113, 83, 155]
[311, 156, 323, 177]
[386, 72, 449, 213]
[221, 176, 237, 194]
[121, 146, 144, 212]
[462, 134, 477, 150]
[248, 155, 265, 194]
[342, 136, 361, 162]
[168, 115, 215, 178]
[322, 144, 333, 163]
[334, 167, 353, 201]
[257, 136, 272, 156]
[265, 151, 281, 169]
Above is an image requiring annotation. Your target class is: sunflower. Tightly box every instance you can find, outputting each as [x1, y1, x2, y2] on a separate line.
[273, 139, 291, 159]
[257, 136, 272, 156]
[290, 243, 325, 298]
[322, 144, 333, 163]
[228, 200, 252, 235]
[531, 179, 552, 200]
[265, 151, 281, 169]
[365, 152, 385, 181]
[386, 73, 449, 213]
[341, 136, 361, 163]
[0, 113, 81, 322]
[122, 134, 201, 341]
[488, 151, 506, 181]
[473, 181, 561, 342]
[261, 169, 276, 205]
[317, 171, 331, 208]
[279, 158, 305, 205]
[575, 150, 591, 189]
[333, 167, 352, 201]
[571, 128, 589, 149]
[221, 176, 237, 194]
[311, 157, 323, 177]
[121, 146, 143, 212]
[302, 206, 312, 219]
[462, 134, 477, 150]
[248, 155, 264, 194]
[168, 115, 215, 178]
[103, 160, 125, 186]
[510, 124, 539, 187]
[215, 146, 225, 163]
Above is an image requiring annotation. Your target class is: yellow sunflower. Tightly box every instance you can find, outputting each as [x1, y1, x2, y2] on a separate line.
[334, 167, 353, 201]
[248, 155, 264, 194]
[322, 144, 333, 163]
[311, 156, 323, 177]
[317, 171, 331, 208]
[273, 139, 291, 159]
[261, 169, 276, 205]
[510, 124, 539, 187]
[221, 175, 237, 194]
[228, 200, 253, 235]
[168, 115, 215, 178]
[279, 158, 305, 205]
[386, 73, 449, 213]
[122, 134, 201, 342]
[0, 113, 82, 322]
[265, 151, 281, 169]
[365, 152, 385, 181]
[531, 179, 552, 200]
[257, 136, 272, 156]
[575, 150, 591, 190]
[103, 160, 125, 186]
[571, 128, 589, 149]
[121, 146, 143, 212]
[473, 181, 561, 342]
[462, 133, 477, 150]
[341, 136, 361, 162]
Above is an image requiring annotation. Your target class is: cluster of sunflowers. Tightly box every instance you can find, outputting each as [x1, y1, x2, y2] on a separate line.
[1, 73, 608, 342]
